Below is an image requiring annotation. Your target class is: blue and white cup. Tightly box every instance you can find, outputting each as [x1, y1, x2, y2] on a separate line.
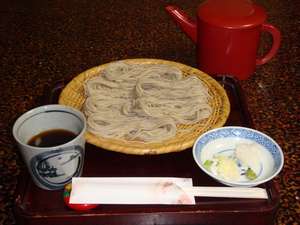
[13, 104, 86, 190]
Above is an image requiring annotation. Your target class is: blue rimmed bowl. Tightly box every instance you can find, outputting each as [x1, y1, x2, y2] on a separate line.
[192, 126, 284, 187]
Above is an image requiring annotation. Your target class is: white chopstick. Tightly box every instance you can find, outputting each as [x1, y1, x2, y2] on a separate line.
[185, 186, 268, 199]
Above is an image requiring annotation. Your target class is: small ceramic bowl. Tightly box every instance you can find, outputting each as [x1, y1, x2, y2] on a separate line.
[192, 126, 284, 187]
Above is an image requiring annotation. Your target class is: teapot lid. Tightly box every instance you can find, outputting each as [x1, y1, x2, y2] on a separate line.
[198, 0, 266, 28]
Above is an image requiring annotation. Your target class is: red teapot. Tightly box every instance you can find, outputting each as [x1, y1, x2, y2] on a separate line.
[165, 0, 281, 80]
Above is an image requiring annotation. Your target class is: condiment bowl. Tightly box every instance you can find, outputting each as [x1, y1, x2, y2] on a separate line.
[192, 126, 284, 187]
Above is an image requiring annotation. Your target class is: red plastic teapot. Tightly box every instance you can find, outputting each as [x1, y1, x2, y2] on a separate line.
[165, 0, 281, 80]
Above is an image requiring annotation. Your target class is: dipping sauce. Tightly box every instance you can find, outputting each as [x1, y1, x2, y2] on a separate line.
[27, 129, 77, 147]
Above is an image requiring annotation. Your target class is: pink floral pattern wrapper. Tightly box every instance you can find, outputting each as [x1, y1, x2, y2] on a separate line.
[70, 177, 195, 205]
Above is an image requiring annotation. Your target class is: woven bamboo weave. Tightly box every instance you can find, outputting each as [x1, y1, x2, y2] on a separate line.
[59, 59, 230, 154]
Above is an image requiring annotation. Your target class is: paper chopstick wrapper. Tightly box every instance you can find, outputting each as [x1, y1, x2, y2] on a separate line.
[70, 177, 268, 205]
[70, 177, 196, 204]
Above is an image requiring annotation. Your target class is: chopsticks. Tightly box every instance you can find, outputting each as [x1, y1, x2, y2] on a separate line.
[185, 186, 268, 199]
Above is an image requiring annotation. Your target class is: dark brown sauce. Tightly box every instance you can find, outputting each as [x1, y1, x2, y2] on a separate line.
[27, 129, 77, 147]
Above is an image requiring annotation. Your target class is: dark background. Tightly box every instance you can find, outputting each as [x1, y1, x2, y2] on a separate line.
[0, 0, 299, 224]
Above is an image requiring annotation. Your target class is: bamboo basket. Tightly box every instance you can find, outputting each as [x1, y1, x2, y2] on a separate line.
[59, 58, 230, 155]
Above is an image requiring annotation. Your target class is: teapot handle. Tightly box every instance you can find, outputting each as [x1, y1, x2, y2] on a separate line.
[256, 23, 281, 65]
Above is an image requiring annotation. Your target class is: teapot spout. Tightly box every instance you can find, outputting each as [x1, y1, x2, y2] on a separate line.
[165, 5, 197, 43]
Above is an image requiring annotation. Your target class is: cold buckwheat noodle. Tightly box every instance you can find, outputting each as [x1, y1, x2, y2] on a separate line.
[83, 62, 212, 142]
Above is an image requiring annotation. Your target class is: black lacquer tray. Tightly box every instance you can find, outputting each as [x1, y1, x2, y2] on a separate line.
[13, 76, 279, 225]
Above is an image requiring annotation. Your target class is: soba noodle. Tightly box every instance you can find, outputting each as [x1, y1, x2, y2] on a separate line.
[83, 62, 212, 142]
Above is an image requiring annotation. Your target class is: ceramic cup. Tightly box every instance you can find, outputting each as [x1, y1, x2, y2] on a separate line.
[13, 104, 86, 190]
